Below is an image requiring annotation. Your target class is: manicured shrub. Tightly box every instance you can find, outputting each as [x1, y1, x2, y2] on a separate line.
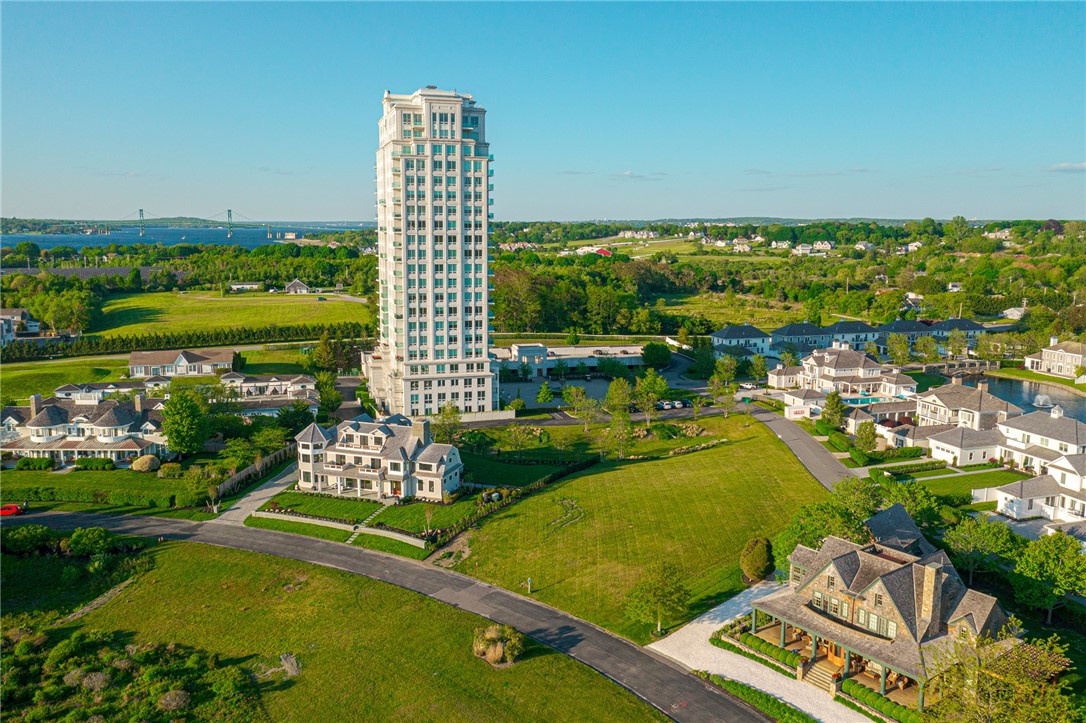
[15, 457, 53, 471]
[889, 460, 947, 476]
[828, 431, 852, 452]
[73, 457, 115, 471]
[1, 524, 56, 555]
[840, 679, 923, 723]
[67, 527, 115, 557]
[814, 420, 834, 436]
[157, 463, 183, 479]
[740, 537, 774, 581]
[131, 455, 161, 473]
[849, 448, 870, 466]
[738, 632, 802, 668]
[700, 673, 816, 723]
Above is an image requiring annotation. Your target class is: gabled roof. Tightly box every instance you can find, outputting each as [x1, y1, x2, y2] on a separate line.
[773, 322, 827, 337]
[128, 348, 235, 367]
[823, 320, 876, 334]
[1046, 340, 1086, 356]
[805, 346, 882, 371]
[932, 318, 985, 332]
[1050, 453, 1086, 476]
[1000, 410, 1086, 446]
[27, 405, 69, 428]
[995, 474, 1063, 500]
[711, 324, 769, 340]
[928, 426, 1005, 449]
[919, 384, 1023, 416]
[867, 503, 937, 556]
[878, 319, 932, 333]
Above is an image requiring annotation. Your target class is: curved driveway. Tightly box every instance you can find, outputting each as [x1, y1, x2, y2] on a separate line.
[7, 510, 766, 723]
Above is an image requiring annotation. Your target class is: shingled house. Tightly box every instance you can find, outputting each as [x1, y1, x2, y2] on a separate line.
[128, 348, 237, 378]
[751, 505, 1012, 710]
[295, 414, 463, 501]
[1, 393, 169, 466]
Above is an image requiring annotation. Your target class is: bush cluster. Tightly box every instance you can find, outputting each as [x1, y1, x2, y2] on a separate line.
[73, 457, 115, 471]
[739, 537, 774, 581]
[815, 420, 835, 436]
[738, 632, 802, 668]
[849, 448, 870, 466]
[695, 672, 815, 723]
[708, 636, 795, 678]
[841, 679, 923, 723]
[14, 457, 53, 471]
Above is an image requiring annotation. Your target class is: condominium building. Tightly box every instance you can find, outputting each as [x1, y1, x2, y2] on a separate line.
[362, 87, 499, 418]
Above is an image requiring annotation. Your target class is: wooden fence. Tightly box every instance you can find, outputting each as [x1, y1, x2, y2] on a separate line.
[216, 443, 296, 498]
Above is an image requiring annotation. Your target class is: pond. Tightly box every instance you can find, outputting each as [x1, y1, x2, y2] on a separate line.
[963, 376, 1086, 423]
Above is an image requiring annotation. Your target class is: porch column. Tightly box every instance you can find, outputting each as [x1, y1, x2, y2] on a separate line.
[918, 680, 925, 710]
[811, 634, 818, 659]
[844, 649, 851, 673]
[751, 609, 758, 633]
[780, 620, 787, 648]
[880, 666, 888, 695]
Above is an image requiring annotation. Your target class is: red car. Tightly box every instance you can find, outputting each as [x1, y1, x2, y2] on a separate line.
[0, 504, 24, 517]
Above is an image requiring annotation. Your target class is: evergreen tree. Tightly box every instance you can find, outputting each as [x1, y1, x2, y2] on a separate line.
[535, 382, 554, 404]
[820, 390, 847, 429]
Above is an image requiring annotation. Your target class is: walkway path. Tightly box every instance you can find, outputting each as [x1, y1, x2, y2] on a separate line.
[212, 462, 298, 525]
[649, 581, 869, 723]
[5, 510, 765, 723]
[749, 407, 855, 490]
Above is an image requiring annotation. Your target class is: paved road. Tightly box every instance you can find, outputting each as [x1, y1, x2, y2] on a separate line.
[748, 407, 855, 490]
[5, 510, 766, 723]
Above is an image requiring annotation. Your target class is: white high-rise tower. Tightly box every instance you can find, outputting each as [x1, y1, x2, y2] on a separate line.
[362, 87, 497, 417]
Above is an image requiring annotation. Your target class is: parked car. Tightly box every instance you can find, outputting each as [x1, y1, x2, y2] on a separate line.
[0, 504, 24, 517]
[672, 399, 688, 408]
[316, 296, 328, 301]
[739, 382, 758, 390]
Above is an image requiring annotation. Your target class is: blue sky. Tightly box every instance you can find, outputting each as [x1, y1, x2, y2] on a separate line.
[2, 2, 1083, 221]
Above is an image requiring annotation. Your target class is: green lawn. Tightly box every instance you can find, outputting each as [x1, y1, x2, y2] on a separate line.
[986, 368, 1086, 393]
[462, 452, 566, 487]
[373, 493, 483, 533]
[243, 515, 352, 542]
[921, 469, 1030, 498]
[261, 489, 382, 524]
[456, 416, 828, 643]
[655, 292, 806, 330]
[0, 357, 128, 402]
[905, 370, 946, 392]
[240, 348, 311, 375]
[93, 291, 368, 337]
[352, 533, 431, 560]
[67, 543, 662, 721]
[0, 468, 188, 502]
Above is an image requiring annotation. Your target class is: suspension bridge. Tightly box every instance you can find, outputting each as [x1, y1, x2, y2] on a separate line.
[94, 210, 363, 239]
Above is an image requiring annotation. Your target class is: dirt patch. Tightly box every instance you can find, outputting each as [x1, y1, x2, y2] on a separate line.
[63, 578, 136, 623]
[546, 498, 584, 534]
[432, 531, 472, 568]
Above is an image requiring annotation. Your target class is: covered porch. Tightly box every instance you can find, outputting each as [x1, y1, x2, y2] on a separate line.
[749, 609, 928, 710]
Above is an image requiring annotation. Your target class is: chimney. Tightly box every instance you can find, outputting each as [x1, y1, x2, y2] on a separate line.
[1050, 336, 1059, 347]
[29, 394, 42, 418]
[920, 562, 943, 638]
[413, 418, 431, 443]
[133, 393, 145, 414]
[977, 378, 990, 394]
[951, 375, 962, 385]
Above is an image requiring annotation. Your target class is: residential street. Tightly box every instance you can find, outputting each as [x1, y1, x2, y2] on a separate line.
[5, 510, 767, 723]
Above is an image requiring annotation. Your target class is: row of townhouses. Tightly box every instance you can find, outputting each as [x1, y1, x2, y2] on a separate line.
[1, 393, 168, 465]
[711, 318, 988, 360]
[295, 415, 463, 501]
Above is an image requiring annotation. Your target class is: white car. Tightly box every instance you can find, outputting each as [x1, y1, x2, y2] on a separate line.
[739, 383, 758, 390]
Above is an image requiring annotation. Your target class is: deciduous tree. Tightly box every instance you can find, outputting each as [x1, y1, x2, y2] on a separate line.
[432, 402, 462, 444]
[855, 420, 877, 453]
[820, 391, 847, 430]
[625, 561, 690, 635]
[634, 369, 669, 427]
[943, 516, 1021, 586]
[162, 388, 210, 459]
[1013, 531, 1086, 624]
[887, 333, 912, 366]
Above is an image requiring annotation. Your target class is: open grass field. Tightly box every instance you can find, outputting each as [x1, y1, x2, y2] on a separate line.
[261, 490, 382, 524]
[904, 370, 946, 392]
[243, 515, 352, 542]
[70, 544, 662, 721]
[93, 291, 368, 337]
[239, 348, 311, 374]
[986, 368, 1086, 394]
[0, 468, 188, 502]
[656, 292, 805, 329]
[455, 416, 828, 644]
[0, 357, 129, 402]
[919, 469, 1030, 498]
[462, 452, 567, 487]
[352, 533, 432, 560]
[374, 492, 483, 533]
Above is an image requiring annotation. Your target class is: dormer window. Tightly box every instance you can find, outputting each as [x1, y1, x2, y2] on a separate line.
[874, 593, 883, 608]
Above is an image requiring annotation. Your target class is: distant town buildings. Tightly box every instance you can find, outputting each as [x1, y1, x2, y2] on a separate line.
[617, 229, 660, 239]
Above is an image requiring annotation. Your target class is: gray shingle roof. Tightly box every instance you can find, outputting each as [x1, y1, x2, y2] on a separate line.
[932, 318, 986, 332]
[927, 427, 1005, 449]
[920, 385, 1023, 415]
[295, 422, 332, 445]
[773, 322, 827, 337]
[711, 324, 769, 340]
[1000, 410, 1086, 446]
[995, 474, 1063, 499]
[823, 320, 876, 334]
[878, 319, 932, 333]
[867, 503, 937, 556]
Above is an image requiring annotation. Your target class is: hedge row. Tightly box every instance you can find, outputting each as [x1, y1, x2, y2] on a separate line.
[427, 458, 598, 548]
[695, 672, 816, 723]
[738, 632, 803, 668]
[1, 485, 176, 508]
[0, 321, 369, 362]
[708, 636, 796, 679]
[850, 448, 871, 466]
[867, 446, 924, 463]
[73, 457, 115, 470]
[829, 431, 852, 452]
[815, 420, 835, 436]
[888, 460, 947, 476]
[841, 679, 923, 723]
